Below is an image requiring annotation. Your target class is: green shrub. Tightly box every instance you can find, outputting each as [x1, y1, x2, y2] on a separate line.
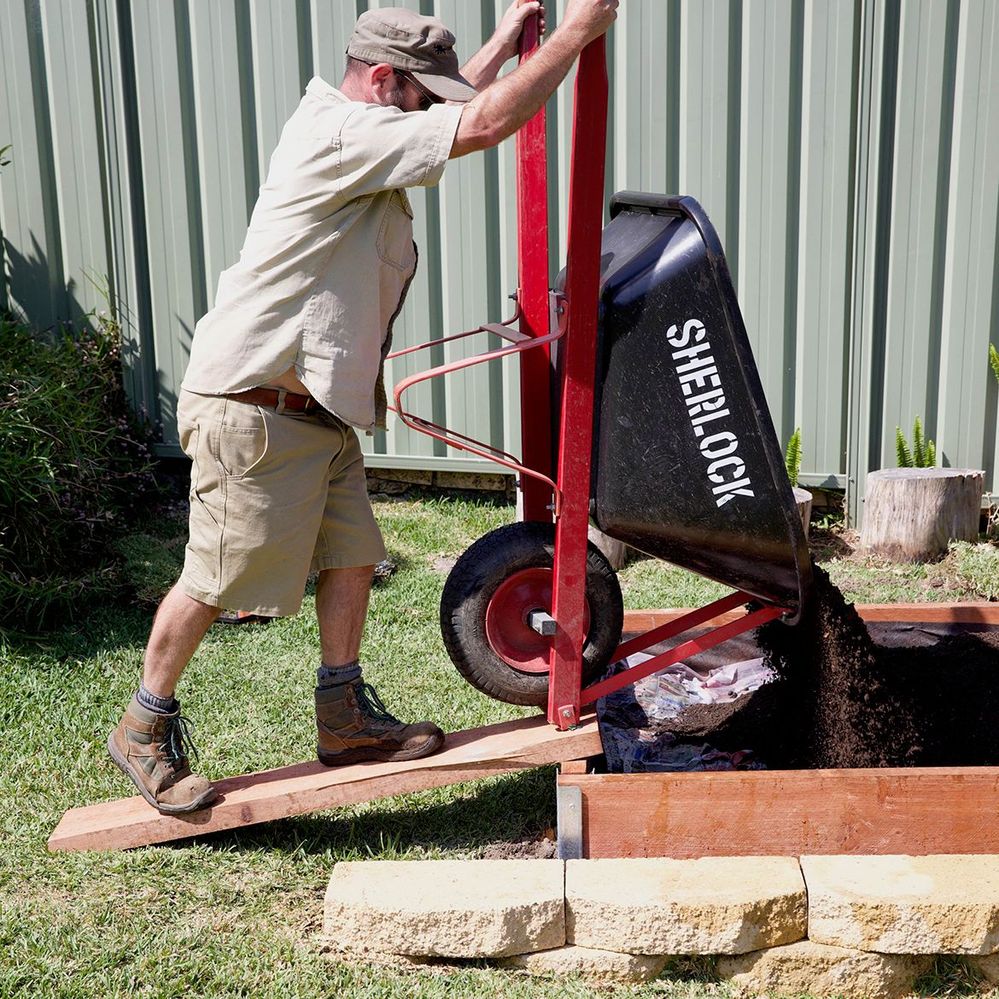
[990, 343, 999, 385]
[895, 417, 936, 468]
[0, 313, 158, 631]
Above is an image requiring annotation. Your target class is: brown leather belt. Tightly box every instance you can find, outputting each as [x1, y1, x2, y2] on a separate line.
[227, 387, 320, 414]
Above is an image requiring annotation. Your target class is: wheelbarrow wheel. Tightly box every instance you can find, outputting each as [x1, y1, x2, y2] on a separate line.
[440, 522, 624, 707]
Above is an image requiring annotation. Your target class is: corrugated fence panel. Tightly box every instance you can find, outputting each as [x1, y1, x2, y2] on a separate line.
[938, 0, 999, 495]
[794, 0, 857, 485]
[737, 0, 800, 441]
[2, 0, 997, 518]
[878, 0, 955, 468]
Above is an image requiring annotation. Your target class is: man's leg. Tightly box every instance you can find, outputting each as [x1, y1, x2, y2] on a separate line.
[107, 582, 220, 814]
[313, 564, 445, 766]
[143, 583, 222, 698]
[315, 565, 374, 667]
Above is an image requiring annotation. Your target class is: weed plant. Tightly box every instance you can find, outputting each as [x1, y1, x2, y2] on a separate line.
[0, 312, 158, 631]
[895, 417, 936, 468]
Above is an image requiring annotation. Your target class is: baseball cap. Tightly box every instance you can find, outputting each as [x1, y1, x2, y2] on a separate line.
[346, 7, 477, 103]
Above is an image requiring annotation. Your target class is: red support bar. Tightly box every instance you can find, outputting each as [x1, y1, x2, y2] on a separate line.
[546, 38, 609, 729]
[515, 11, 554, 523]
[611, 591, 751, 662]
[581, 605, 786, 706]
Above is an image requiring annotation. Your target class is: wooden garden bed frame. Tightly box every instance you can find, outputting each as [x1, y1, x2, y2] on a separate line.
[554, 601, 999, 860]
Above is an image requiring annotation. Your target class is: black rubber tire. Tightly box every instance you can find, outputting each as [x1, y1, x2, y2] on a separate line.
[440, 522, 624, 707]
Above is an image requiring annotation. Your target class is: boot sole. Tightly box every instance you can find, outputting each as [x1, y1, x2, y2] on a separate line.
[317, 731, 445, 768]
[107, 733, 218, 816]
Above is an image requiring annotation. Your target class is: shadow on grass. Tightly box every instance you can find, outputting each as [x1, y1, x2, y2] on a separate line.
[2, 599, 152, 658]
[185, 766, 556, 858]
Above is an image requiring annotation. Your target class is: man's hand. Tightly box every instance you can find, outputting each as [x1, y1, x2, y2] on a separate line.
[494, 1, 546, 62]
[560, 0, 619, 47]
[452, 0, 617, 157]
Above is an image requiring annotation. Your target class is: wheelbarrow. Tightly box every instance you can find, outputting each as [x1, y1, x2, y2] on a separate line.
[390, 22, 812, 731]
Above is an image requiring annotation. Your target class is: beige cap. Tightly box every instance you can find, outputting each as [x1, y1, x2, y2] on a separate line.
[346, 8, 477, 103]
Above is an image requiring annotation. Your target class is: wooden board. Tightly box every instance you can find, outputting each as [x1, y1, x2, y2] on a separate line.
[50, 712, 601, 853]
[560, 769, 999, 858]
[623, 601, 999, 633]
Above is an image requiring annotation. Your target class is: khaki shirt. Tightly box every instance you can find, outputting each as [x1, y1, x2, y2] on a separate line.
[183, 77, 463, 431]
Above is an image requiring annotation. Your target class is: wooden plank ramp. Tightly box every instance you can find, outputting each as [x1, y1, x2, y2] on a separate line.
[561, 767, 999, 858]
[49, 712, 601, 853]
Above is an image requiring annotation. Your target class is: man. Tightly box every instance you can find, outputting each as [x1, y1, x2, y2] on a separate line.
[108, 0, 618, 815]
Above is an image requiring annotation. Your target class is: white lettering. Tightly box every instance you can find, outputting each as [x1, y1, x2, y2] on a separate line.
[707, 456, 746, 482]
[666, 318, 706, 350]
[666, 317, 754, 509]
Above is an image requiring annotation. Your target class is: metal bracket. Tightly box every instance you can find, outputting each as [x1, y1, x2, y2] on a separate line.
[528, 610, 556, 636]
[557, 783, 583, 860]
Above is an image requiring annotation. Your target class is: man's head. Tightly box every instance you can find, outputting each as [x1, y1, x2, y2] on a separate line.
[343, 8, 476, 111]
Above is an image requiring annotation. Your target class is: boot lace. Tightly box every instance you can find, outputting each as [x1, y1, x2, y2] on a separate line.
[161, 713, 199, 771]
[355, 682, 402, 725]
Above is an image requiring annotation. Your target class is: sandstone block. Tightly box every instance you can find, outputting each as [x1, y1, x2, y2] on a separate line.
[803, 855, 999, 954]
[499, 946, 668, 984]
[566, 856, 806, 955]
[718, 940, 932, 999]
[323, 859, 564, 958]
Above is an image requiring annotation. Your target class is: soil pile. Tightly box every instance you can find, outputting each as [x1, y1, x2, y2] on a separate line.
[756, 565, 922, 768]
[754, 563, 999, 769]
[602, 562, 999, 771]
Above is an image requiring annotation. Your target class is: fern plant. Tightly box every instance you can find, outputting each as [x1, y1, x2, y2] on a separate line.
[896, 417, 936, 468]
[784, 427, 802, 487]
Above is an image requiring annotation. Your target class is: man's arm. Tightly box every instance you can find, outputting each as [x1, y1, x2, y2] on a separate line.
[450, 0, 617, 159]
[459, 0, 545, 91]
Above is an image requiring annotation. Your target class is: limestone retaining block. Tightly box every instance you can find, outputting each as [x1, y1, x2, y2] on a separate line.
[323, 859, 565, 958]
[566, 856, 806, 955]
[717, 940, 932, 999]
[498, 946, 668, 984]
[803, 855, 999, 954]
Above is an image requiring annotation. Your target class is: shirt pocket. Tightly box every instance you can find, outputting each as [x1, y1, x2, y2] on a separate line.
[376, 190, 416, 272]
[212, 401, 269, 480]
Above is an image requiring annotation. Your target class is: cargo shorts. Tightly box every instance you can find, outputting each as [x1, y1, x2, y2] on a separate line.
[175, 389, 386, 616]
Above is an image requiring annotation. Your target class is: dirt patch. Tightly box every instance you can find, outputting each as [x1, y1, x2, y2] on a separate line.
[479, 837, 557, 860]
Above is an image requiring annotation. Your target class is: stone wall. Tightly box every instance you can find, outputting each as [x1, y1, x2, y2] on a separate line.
[323, 854, 999, 995]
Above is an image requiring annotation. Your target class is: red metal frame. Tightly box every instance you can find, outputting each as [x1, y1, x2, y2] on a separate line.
[390, 22, 793, 731]
[515, 15, 554, 524]
[545, 38, 609, 729]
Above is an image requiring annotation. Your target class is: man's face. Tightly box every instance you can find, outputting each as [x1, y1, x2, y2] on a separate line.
[380, 68, 442, 113]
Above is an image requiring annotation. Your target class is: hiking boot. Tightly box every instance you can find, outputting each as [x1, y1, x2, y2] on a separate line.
[316, 679, 444, 766]
[107, 696, 218, 815]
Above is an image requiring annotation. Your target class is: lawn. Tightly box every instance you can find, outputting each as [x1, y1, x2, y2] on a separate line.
[3, 493, 998, 998]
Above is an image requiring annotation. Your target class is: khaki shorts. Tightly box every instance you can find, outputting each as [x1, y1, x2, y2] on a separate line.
[176, 389, 386, 616]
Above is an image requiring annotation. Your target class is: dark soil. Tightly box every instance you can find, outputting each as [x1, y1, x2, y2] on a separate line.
[751, 564, 999, 769]
[602, 562, 999, 771]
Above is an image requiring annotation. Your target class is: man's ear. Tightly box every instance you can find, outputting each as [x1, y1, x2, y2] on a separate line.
[368, 62, 396, 100]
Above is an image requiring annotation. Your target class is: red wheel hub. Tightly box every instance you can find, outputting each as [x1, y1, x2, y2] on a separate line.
[485, 567, 590, 673]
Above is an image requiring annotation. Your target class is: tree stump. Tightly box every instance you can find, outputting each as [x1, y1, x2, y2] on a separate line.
[793, 487, 812, 539]
[860, 468, 984, 561]
[588, 525, 630, 571]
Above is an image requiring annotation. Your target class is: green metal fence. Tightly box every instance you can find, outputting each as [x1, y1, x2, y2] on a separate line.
[2, 0, 997, 522]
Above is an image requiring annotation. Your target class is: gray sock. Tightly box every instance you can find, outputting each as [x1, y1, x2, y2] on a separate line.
[316, 660, 361, 689]
[137, 683, 177, 714]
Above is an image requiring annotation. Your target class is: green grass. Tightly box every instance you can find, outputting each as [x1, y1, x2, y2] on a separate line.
[4, 496, 999, 998]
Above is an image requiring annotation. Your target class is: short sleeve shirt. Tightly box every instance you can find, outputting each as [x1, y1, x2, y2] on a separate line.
[182, 77, 464, 430]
